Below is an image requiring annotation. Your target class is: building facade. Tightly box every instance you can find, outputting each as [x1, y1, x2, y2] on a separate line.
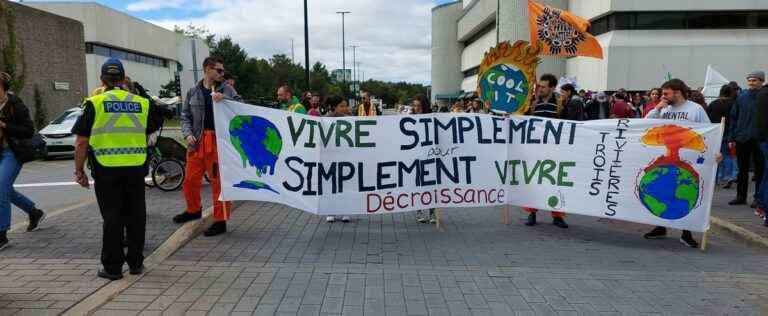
[0, 0, 87, 126]
[26, 2, 210, 97]
[432, 0, 768, 101]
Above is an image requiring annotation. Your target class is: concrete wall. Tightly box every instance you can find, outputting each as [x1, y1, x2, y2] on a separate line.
[177, 37, 210, 96]
[570, 0, 767, 20]
[1, 1, 87, 126]
[26, 2, 178, 60]
[460, 26, 496, 72]
[567, 29, 768, 91]
[431, 1, 463, 104]
[26, 2, 209, 97]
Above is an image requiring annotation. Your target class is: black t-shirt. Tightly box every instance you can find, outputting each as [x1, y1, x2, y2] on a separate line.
[201, 85, 215, 130]
[72, 89, 158, 178]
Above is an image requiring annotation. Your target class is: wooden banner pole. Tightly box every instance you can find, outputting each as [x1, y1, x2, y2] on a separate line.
[702, 117, 726, 251]
[435, 209, 443, 231]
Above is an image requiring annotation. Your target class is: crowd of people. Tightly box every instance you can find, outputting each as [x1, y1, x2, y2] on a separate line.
[1, 54, 767, 281]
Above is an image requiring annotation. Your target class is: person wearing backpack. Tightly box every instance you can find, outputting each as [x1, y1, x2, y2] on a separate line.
[0, 72, 46, 250]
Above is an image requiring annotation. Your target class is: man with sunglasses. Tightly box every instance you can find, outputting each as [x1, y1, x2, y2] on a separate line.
[173, 56, 241, 237]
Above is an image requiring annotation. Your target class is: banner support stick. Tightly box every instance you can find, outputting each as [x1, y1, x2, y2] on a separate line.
[702, 117, 726, 251]
[435, 209, 443, 231]
[501, 206, 510, 225]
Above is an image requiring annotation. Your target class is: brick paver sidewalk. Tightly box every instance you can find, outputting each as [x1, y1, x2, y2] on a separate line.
[92, 203, 768, 316]
[0, 187, 213, 315]
[711, 185, 768, 240]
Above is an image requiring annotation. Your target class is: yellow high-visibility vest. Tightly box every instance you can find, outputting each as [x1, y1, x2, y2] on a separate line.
[87, 89, 149, 167]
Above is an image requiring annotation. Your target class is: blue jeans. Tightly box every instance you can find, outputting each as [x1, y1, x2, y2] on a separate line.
[0, 148, 37, 231]
[756, 143, 768, 208]
[717, 141, 738, 183]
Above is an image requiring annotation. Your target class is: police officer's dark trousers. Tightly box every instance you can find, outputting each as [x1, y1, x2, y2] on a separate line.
[94, 172, 146, 274]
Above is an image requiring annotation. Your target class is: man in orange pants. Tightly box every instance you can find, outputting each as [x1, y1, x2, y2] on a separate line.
[173, 56, 241, 236]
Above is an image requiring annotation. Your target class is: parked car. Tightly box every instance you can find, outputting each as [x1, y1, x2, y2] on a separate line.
[39, 107, 82, 158]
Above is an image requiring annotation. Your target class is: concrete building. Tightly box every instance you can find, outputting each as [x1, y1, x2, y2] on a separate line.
[432, 0, 768, 102]
[0, 0, 87, 125]
[26, 1, 209, 97]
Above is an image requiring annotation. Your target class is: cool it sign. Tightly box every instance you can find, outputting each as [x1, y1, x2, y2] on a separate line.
[477, 41, 541, 115]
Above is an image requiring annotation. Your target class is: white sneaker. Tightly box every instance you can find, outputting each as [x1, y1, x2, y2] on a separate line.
[326, 216, 336, 223]
[341, 216, 351, 223]
[429, 215, 437, 224]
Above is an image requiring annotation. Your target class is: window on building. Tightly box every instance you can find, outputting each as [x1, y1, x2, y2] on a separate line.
[86, 42, 169, 68]
[635, 12, 686, 29]
[687, 12, 750, 29]
[589, 10, 768, 36]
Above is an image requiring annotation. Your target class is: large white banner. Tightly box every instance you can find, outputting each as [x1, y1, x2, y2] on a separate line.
[215, 100, 722, 232]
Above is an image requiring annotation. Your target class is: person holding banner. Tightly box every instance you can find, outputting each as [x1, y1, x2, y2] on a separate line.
[524, 74, 568, 228]
[357, 91, 379, 117]
[324, 95, 352, 223]
[173, 56, 241, 237]
[644, 79, 710, 247]
[277, 86, 306, 114]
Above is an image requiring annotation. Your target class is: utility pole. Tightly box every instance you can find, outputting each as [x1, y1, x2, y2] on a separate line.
[303, 0, 310, 90]
[351, 45, 358, 94]
[291, 38, 295, 64]
[336, 11, 351, 89]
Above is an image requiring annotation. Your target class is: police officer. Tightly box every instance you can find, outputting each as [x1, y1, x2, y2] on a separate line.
[72, 59, 157, 280]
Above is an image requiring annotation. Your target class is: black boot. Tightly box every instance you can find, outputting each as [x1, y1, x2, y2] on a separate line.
[728, 198, 747, 205]
[27, 209, 45, 232]
[97, 269, 123, 281]
[553, 217, 568, 228]
[0, 231, 7, 250]
[644, 226, 667, 239]
[525, 213, 536, 226]
[203, 221, 227, 237]
[173, 210, 201, 224]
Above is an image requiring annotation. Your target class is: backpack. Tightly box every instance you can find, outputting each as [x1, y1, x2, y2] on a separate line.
[9, 134, 47, 164]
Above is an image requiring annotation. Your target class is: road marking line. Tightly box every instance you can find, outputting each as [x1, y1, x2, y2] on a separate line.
[9, 197, 97, 233]
[14, 181, 95, 188]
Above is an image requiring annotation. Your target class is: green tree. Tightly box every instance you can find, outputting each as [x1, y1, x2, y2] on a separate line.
[158, 79, 180, 98]
[174, 23, 215, 47]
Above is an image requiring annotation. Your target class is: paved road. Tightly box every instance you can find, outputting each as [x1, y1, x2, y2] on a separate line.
[9, 128, 185, 227]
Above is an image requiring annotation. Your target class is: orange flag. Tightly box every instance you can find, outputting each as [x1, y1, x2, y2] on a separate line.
[528, 0, 603, 59]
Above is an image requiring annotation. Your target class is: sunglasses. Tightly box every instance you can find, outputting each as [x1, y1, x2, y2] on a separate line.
[213, 68, 225, 74]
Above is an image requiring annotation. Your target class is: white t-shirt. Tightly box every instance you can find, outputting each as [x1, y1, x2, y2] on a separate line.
[644, 100, 708, 123]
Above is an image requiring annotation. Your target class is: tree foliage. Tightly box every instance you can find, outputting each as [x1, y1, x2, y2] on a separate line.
[199, 32, 428, 105]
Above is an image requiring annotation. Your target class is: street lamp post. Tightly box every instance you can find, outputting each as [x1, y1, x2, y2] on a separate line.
[351, 45, 358, 95]
[336, 11, 351, 90]
[303, 0, 310, 90]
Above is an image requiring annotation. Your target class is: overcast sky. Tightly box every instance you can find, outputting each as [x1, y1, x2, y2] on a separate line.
[32, 0, 458, 84]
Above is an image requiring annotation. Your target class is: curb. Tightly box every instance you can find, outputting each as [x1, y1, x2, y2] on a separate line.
[710, 216, 768, 249]
[62, 202, 243, 316]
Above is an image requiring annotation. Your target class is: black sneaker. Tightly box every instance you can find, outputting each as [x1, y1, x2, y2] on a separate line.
[203, 221, 227, 237]
[129, 265, 145, 275]
[728, 198, 747, 205]
[751, 200, 758, 209]
[172, 211, 201, 224]
[525, 213, 537, 226]
[553, 217, 568, 228]
[643, 226, 667, 239]
[680, 231, 699, 248]
[97, 269, 123, 281]
[27, 209, 46, 232]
